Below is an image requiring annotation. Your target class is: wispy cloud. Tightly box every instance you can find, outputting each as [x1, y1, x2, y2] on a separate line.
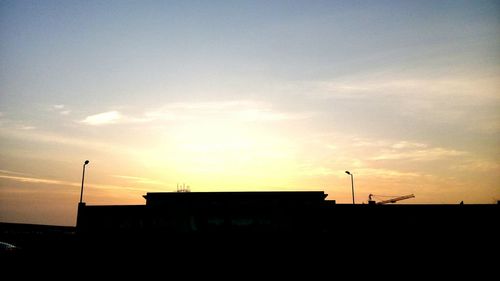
[351, 139, 427, 149]
[112, 175, 165, 185]
[450, 159, 500, 173]
[351, 138, 388, 148]
[356, 168, 423, 179]
[0, 115, 36, 130]
[371, 147, 466, 161]
[79, 101, 310, 126]
[310, 76, 500, 100]
[81, 111, 122, 125]
[0, 169, 32, 176]
[0, 127, 142, 157]
[144, 101, 309, 122]
[52, 104, 71, 115]
[344, 137, 466, 162]
[303, 75, 500, 132]
[20, 125, 35, 130]
[0, 173, 149, 192]
[159, 101, 257, 111]
[391, 141, 427, 149]
[0, 174, 75, 186]
[237, 109, 308, 121]
[297, 164, 335, 176]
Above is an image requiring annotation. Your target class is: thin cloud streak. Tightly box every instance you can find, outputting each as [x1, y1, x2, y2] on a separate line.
[338, 137, 467, 162]
[450, 159, 500, 173]
[305, 75, 500, 131]
[0, 174, 76, 186]
[309, 76, 500, 100]
[145, 101, 310, 122]
[0, 174, 150, 192]
[391, 141, 427, 149]
[0, 169, 32, 176]
[79, 101, 311, 126]
[81, 111, 122, 125]
[371, 147, 466, 161]
[112, 175, 165, 185]
[51, 104, 71, 116]
[20, 126, 35, 130]
[0, 127, 143, 157]
[355, 168, 423, 179]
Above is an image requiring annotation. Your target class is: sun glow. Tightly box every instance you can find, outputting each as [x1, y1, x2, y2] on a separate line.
[136, 118, 301, 191]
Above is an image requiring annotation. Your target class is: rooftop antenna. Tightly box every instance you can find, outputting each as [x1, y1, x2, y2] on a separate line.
[177, 183, 190, 192]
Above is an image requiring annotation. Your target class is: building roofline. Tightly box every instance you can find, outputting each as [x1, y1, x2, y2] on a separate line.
[143, 191, 327, 199]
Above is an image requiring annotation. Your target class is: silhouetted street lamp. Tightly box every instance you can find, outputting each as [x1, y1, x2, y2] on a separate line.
[345, 171, 355, 204]
[79, 160, 90, 203]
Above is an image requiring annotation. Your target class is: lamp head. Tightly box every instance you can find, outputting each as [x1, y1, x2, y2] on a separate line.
[84, 160, 90, 165]
[345, 171, 351, 175]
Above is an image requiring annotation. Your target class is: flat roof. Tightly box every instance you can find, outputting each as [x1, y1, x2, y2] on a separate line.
[144, 191, 327, 199]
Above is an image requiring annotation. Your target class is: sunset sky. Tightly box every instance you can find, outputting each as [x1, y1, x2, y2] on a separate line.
[1, 0, 499, 226]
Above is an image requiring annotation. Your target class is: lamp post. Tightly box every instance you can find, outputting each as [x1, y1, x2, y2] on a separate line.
[345, 171, 355, 204]
[79, 160, 90, 203]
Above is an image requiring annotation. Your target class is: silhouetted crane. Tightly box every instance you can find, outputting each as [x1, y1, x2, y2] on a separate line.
[368, 194, 415, 205]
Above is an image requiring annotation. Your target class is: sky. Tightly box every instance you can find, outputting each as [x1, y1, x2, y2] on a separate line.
[1, 0, 499, 226]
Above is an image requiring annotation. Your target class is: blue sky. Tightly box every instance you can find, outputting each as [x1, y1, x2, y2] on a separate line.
[1, 0, 499, 225]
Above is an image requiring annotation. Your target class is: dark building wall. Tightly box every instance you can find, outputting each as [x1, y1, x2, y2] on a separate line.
[77, 205, 147, 235]
[78, 191, 328, 234]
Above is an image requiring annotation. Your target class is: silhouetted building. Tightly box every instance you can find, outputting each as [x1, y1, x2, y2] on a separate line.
[77, 191, 329, 234]
[3, 191, 497, 257]
[75, 191, 499, 252]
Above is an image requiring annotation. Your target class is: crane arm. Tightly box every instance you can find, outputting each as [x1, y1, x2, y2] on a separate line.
[377, 194, 415, 205]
